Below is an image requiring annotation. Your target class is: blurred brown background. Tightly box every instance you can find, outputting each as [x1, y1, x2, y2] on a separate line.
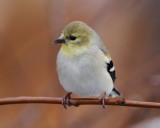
[0, 0, 160, 128]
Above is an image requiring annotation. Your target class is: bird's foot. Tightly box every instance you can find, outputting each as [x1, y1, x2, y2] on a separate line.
[62, 92, 72, 109]
[99, 93, 108, 109]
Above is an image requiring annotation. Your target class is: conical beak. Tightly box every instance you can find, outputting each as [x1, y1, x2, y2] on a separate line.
[54, 35, 66, 44]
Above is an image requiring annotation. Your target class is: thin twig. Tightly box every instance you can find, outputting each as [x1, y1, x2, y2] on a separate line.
[0, 96, 160, 108]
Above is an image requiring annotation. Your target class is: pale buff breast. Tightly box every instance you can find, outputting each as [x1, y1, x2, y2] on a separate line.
[56, 47, 114, 97]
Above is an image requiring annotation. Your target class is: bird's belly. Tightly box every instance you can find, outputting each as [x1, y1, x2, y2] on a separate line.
[57, 58, 113, 97]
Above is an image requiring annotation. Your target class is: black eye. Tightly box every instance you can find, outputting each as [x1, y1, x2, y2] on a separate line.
[69, 36, 77, 40]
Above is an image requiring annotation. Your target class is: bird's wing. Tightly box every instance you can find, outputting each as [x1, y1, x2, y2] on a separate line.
[103, 53, 116, 82]
[99, 43, 121, 97]
[97, 38, 116, 82]
[104, 53, 122, 97]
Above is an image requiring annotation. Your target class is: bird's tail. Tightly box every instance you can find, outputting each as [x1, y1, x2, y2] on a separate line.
[109, 87, 122, 98]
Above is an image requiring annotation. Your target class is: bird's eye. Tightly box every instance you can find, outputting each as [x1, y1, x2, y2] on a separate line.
[69, 36, 77, 40]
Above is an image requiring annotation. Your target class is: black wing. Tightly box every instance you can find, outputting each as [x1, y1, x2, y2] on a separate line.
[106, 60, 116, 82]
[99, 45, 116, 82]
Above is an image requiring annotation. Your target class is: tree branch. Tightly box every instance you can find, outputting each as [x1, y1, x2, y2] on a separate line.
[0, 96, 160, 108]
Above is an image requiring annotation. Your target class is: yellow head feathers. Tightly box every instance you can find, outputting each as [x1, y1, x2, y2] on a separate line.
[54, 21, 96, 57]
[62, 21, 94, 45]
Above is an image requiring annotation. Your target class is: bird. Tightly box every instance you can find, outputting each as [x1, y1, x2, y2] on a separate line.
[54, 21, 122, 108]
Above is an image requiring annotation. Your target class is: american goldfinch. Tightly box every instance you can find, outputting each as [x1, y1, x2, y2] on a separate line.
[54, 21, 121, 108]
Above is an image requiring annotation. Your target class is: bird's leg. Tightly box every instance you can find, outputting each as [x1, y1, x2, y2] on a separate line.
[62, 92, 72, 109]
[99, 92, 108, 109]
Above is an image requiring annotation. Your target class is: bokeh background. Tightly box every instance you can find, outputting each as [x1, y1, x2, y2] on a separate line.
[0, 0, 160, 128]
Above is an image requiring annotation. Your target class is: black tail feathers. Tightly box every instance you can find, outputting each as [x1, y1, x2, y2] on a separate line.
[109, 87, 122, 98]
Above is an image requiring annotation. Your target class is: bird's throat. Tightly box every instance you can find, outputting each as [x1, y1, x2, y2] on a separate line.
[61, 43, 88, 58]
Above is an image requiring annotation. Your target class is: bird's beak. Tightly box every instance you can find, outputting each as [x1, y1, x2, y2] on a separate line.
[54, 35, 66, 44]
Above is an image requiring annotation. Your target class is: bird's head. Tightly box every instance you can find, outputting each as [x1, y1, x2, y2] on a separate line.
[54, 21, 96, 57]
[55, 21, 94, 45]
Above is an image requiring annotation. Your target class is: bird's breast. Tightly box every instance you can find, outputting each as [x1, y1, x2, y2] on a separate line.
[56, 48, 113, 96]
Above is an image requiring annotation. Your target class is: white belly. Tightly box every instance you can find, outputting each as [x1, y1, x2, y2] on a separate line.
[57, 50, 114, 97]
